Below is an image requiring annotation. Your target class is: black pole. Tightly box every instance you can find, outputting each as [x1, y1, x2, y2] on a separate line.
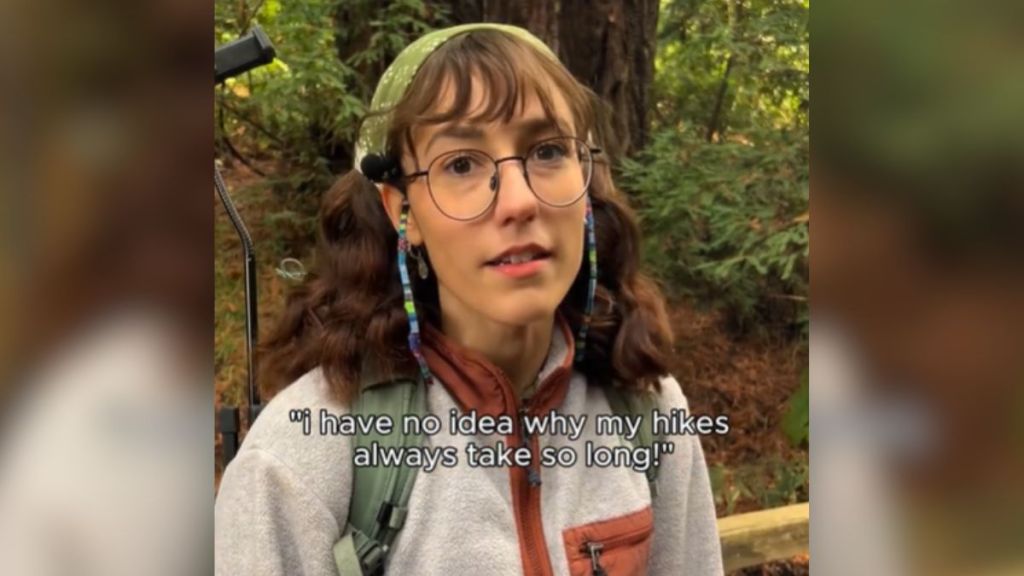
[213, 165, 260, 411]
[214, 25, 275, 466]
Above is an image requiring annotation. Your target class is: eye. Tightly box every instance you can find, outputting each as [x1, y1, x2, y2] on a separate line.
[531, 141, 569, 163]
[442, 153, 485, 176]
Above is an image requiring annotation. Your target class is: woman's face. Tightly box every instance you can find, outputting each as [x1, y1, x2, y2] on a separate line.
[383, 78, 587, 330]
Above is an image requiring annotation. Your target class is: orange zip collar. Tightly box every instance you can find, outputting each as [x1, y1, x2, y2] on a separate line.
[420, 314, 576, 576]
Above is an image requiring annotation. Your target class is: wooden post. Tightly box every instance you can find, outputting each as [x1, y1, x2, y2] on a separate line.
[717, 503, 810, 572]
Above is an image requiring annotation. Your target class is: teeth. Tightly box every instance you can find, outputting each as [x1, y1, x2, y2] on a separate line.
[498, 251, 539, 265]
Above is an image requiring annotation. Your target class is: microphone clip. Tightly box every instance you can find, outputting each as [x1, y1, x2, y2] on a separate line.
[360, 154, 403, 184]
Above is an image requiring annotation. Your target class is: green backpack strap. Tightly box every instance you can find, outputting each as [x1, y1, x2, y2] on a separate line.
[333, 376, 426, 576]
[604, 385, 662, 498]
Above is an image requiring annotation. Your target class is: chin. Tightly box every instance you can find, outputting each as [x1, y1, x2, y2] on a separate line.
[483, 295, 560, 328]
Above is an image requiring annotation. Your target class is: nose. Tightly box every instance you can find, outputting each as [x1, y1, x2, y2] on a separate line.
[491, 158, 539, 224]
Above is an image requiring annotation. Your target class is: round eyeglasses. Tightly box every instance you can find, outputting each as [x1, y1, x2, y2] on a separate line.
[403, 136, 599, 221]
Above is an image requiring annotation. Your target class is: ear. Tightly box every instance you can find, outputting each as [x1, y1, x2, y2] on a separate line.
[378, 183, 423, 245]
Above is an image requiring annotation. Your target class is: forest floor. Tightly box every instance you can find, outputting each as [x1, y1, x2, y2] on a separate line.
[214, 160, 809, 573]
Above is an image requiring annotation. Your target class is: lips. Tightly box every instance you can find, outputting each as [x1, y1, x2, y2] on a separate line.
[485, 243, 553, 267]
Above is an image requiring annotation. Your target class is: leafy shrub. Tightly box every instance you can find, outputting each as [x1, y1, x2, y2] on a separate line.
[214, 0, 448, 194]
[781, 367, 809, 447]
[621, 127, 808, 335]
[621, 0, 809, 336]
[710, 456, 809, 515]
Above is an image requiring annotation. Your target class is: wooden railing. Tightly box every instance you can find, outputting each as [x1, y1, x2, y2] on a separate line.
[717, 503, 809, 572]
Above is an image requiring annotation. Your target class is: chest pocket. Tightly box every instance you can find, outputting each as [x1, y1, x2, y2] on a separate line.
[562, 506, 654, 576]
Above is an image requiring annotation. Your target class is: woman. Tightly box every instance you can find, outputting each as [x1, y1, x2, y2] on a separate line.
[215, 23, 724, 576]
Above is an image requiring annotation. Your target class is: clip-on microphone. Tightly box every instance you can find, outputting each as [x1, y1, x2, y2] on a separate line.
[360, 153, 401, 183]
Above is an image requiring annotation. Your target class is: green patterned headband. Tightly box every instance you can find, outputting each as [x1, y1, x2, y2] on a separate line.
[355, 23, 558, 180]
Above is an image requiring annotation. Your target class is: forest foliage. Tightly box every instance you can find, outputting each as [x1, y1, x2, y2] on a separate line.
[621, 0, 808, 337]
[214, 0, 808, 339]
[215, 0, 448, 191]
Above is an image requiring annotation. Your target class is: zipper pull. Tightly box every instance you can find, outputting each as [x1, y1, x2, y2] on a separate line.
[518, 408, 542, 487]
[526, 465, 542, 487]
[584, 541, 607, 576]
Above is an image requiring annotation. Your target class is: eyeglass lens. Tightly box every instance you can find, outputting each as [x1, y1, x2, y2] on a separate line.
[426, 137, 592, 220]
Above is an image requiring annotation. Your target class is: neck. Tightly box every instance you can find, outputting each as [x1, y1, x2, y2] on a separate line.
[438, 298, 553, 399]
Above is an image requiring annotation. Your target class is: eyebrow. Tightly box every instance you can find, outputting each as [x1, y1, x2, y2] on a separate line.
[423, 117, 571, 157]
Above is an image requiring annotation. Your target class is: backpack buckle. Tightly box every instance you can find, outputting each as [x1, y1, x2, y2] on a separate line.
[358, 541, 386, 576]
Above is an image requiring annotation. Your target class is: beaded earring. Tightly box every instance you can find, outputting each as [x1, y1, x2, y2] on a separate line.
[408, 245, 430, 279]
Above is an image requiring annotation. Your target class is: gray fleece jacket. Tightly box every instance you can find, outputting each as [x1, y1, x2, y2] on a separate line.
[215, 318, 724, 576]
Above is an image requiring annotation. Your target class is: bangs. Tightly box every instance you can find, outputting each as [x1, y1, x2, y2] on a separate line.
[387, 30, 594, 158]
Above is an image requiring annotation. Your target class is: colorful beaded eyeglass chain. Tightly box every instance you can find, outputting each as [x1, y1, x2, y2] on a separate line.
[398, 202, 433, 385]
[575, 195, 597, 364]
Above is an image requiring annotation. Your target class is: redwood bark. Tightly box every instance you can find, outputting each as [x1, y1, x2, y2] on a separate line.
[447, 0, 658, 159]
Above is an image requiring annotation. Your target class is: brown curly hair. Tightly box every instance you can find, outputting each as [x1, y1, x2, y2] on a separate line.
[259, 30, 673, 406]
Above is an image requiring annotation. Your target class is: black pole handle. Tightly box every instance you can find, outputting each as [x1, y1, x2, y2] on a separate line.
[215, 25, 276, 85]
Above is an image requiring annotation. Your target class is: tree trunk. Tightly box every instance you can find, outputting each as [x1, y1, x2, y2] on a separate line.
[448, 0, 561, 52]
[446, 0, 658, 160]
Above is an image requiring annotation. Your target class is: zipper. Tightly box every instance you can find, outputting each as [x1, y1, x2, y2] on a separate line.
[519, 407, 541, 486]
[517, 403, 544, 575]
[583, 541, 607, 576]
[575, 518, 655, 576]
[510, 394, 551, 576]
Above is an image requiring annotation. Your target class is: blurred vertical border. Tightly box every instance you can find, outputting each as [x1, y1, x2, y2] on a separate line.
[813, 0, 1024, 574]
[1, 0, 214, 575]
